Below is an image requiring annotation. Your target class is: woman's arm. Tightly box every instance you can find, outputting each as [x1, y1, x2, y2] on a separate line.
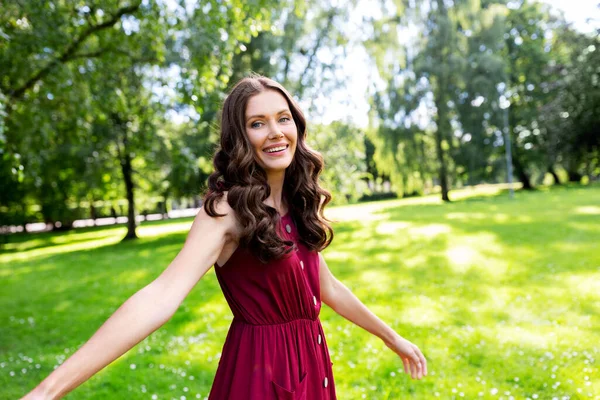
[318, 252, 427, 380]
[22, 202, 234, 400]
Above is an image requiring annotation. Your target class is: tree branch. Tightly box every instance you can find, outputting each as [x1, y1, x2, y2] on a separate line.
[72, 47, 157, 64]
[9, 1, 142, 102]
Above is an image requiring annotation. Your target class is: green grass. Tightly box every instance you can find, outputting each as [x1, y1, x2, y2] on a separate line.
[1, 184, 599, 399]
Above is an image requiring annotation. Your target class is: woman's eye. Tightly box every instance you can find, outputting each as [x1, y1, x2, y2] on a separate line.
[250, 117, 289, 128]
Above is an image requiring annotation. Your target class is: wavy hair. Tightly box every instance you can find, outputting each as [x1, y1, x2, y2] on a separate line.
[201, 74, 334, 264]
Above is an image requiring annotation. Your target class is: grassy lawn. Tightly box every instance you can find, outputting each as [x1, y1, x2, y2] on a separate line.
[1, 184, 599, 399]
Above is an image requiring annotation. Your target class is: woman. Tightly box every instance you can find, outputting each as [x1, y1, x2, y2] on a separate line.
[22, 74, 427, 400]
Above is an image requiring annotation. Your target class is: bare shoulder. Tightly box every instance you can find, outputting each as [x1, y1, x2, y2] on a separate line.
[194, 191, 240, 243]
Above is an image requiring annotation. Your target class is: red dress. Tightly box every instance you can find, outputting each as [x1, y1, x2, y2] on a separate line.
[208, 211, 337, 400]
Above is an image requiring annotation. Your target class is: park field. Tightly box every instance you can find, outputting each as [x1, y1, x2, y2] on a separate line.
[1, 184, 599, 399]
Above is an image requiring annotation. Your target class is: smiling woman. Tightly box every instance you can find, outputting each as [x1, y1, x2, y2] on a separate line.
[203, 74, 334, 266]
[20, 74, 427, 400]
[202, 74, 427, 399]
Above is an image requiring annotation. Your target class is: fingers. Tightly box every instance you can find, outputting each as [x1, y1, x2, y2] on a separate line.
[406, 346, 427, 380]
[402, 356, 410, 376]
[418, 348, 428, 377]
[403, 353, 417, 379]
[409, 355, 417, 378]
[396, 339, 427, 380]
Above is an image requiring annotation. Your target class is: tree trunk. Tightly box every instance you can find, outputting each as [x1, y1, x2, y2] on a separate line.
[567, 169, 582, 183]
[431, 0, 451, 202]
[90, 203, 97, 225]
[161, 198, 170, 220]
[391, 153, 407, 197]
[511, 150, 533, 190]
[433, 96, 451, 202]
[563, 154, 582, 182]
[419, 137, 430, 192]
[121, 143, 138, 240]
[506, 106, 532, 190]
[20, 202, 27, 232]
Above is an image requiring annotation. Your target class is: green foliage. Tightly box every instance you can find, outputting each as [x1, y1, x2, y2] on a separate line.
[364, 0, 599, 199]
[537, 27, 600, 180]
[1, 0, 598, 228]
[0, 0, 282, 228]
[307, 121, 370, 205]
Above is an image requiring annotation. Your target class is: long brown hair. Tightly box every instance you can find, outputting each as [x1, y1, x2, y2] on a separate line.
[202, 73, 334, 264]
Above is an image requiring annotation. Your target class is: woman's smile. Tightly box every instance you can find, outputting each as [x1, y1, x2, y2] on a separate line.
[263, 144, 289, 156]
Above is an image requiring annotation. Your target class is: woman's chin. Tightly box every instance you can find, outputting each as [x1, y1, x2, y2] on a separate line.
[261, 159, 291, 172]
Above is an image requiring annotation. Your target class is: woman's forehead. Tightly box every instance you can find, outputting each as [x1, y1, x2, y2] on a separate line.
[245, 90, 290, 118]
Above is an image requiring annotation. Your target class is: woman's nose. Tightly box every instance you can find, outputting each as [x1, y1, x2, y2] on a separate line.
[268, 121, 284, 138]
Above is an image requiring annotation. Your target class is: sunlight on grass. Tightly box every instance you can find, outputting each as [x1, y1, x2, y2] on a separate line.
[2, 184, 599, 399]
[318, 249, 352, 262]
[137, 221, 193, 237]
[445, 245, 477, 273]
[115, 269, 150, 285]
[0, 263, 57, 278]
[358, 270, 394, 294]
[445, 232, 507, 277]
[447, 183, 523, 201]
[0, 228, 124, 263]
[375, 220, 412, 235]
[446, 212, 533, 224]
[483, 324, 559, 348]
[398, 295, 448, 327]
[403, 253, 428, 269]
[562, 272, 600, 298]
[410, 223, 451, 238]
[574, 205, 600, 215]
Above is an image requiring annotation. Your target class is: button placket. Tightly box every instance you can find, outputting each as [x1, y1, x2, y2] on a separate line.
[287, 215, 329, 391]
[313, 325, 329, 391]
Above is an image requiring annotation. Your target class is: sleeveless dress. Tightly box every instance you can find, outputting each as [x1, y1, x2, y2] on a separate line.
[208, 211, 337, 400]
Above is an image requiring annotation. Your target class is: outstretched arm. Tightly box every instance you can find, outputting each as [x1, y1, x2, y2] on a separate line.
[22, 204, 233, 400]
[318, 252, 427, 380]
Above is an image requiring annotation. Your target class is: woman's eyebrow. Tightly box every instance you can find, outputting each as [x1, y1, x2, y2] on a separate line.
[246, 109, 290, 121]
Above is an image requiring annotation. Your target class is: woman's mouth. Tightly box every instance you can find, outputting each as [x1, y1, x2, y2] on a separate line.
[263, 144, 289, 156]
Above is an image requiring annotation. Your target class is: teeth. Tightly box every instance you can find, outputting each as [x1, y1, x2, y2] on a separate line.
[265, 145, 286, 153]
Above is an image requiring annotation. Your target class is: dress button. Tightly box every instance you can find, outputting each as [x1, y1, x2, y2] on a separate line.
[318, 334, 322, 344]
[313, 295, 317, 305]
[323, 377, 328, 388]
[300, 260, 304, 269]
[285, 224, 291, 233]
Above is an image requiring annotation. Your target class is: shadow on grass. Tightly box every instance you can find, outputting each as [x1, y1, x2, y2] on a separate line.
[0, 216, 196, 255]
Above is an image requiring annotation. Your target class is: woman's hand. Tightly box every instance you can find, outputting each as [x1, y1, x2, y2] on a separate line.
[384, 334, 428, 380]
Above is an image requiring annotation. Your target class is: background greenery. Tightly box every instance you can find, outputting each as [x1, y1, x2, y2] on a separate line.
[1, 0, 599, 398]
[1, 0, 598, 237]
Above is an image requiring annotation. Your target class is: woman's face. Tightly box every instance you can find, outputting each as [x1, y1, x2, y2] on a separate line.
[245, 90, 298, 173]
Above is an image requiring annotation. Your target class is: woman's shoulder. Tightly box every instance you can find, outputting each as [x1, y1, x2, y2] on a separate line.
[212, 191, 242, 242]
[194, 191, 238, 239]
